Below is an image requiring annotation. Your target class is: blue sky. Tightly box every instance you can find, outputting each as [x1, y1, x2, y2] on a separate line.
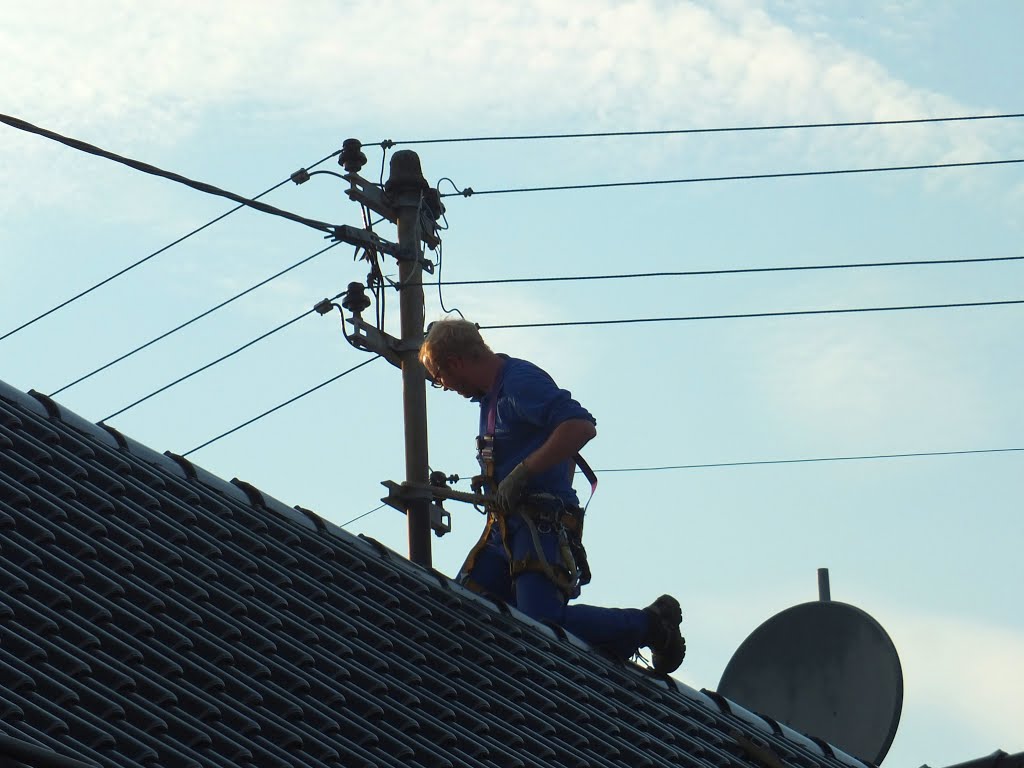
[2, 1, 1022, 765]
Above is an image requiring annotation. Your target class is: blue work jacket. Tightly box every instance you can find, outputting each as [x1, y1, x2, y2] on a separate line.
[474, 355, 595, 507]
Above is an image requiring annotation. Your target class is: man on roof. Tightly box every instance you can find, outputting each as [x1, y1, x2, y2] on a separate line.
[421, 318, 685, 674]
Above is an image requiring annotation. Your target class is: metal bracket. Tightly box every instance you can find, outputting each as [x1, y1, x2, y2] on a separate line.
[330, 224, 400, 257]
[381, 480, 452, 537]
[344, 315, 402, 369]
[345, 172, 440, 251]
[344, 315, 440, 383]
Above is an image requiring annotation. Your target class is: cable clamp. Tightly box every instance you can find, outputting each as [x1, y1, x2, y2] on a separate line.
[331, 224, 400, 257]
[393, 243, 435, 274]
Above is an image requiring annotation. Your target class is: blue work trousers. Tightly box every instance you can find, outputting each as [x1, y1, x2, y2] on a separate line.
[464, 515, 649, 660]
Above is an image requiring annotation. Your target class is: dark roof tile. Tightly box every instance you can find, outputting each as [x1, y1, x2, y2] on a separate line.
[0, 380, 880, 768]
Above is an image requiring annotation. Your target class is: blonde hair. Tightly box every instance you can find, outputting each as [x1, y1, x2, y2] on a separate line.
[420, 319, 491, 371]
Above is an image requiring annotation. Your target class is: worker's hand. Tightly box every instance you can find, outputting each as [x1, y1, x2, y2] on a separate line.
[495, 461, 531, 513]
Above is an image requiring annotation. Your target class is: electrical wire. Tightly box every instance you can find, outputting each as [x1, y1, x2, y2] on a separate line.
[591, 447, 1024, 473]
[342, 446, 1023, 529]
[441, 157, 1024, 198]
[0, 112, 337, 233]
[50, 241, 343, 396]
[423, 255, 1024, 287]
[181, 355, 381, 456]
[481, 298, 1024, 331]
[434, 237, 464, 319]
[340, 503, 388, 529]
[378, 111, 1024, 147]
[0, 149, 341, 344]
[102, 305, 327, 422]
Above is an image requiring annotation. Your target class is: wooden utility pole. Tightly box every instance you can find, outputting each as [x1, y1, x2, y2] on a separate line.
[385, 151, 432, 567]
[336, 144, 447, 566]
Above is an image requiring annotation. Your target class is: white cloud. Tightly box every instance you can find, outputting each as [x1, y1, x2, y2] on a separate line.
[887, 610, 1024, 755]
[2, 1, 1008, 157]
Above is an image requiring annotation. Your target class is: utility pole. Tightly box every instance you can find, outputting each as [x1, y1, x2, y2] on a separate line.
[322, 142, 450, 567]
[387, 151, 432, 567]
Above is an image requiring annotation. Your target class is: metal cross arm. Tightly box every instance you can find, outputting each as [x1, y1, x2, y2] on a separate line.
[329, 224, 401, 257]
[344, 172, 440, 251]
[380, 480, 494, 538]
[381, 480, 452, 537]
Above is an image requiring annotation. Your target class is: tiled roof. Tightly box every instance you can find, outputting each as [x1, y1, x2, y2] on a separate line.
[0, 378, 873, 768]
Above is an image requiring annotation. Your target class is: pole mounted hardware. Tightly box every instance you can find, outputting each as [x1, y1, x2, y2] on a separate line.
[344, 174, 440, 252]
[338, 138, 367, 173]
[343, 313, 403, 368]
[313, 298, 339, 316]
[340, 282, 371, 314]
[329, 224, 401, 258]
[380, 480, 452, 537]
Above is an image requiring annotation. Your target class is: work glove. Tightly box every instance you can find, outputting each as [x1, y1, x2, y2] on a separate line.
[495, 461, 531, 513]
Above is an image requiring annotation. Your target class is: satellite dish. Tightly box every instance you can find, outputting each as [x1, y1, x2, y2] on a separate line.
[718, 594, 902, 764]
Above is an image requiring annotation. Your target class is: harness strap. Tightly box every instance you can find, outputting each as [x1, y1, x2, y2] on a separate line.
[458, 510, 508, 585]
[574, 452, 598, 511]
[477, 364, 598, 504]
[513, 510, 574, 596]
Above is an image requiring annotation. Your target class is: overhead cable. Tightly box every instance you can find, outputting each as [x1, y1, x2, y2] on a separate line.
[592, 447, 1024, 473]
[51, 241, 343, 396]
[0, 112, 337, 233]
[0, 149, 341, 344]
[428, 255, 1024, 287]
[481, 298, 1024, 331]
[102, 307, 320, 422]
[340, 503, 388, 529]
[380, 111, 1024, 146]
[441, 157, 1024, 197]
[182, 356, 381, 456]
[343, 446, 1023, 529]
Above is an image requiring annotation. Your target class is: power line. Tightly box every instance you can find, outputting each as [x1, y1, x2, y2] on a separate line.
[481, 298, 1024, 331]
[442, 157, 1024, 197]
[181, 356, 381, 457]
[592, 447, 1024, 473]
[344, 447, 1023, 529]
[382, 111, 1024, 146]
[51, 241, 343, 396]
[102, 307, 319, 422]
[340, 503, 388, 529]
[0, 153, 341, 346]
[0, 112, 337, 233]
[427, 255, 1024, 287]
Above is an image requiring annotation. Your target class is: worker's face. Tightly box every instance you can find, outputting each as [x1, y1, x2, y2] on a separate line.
[428, 355, 476, 398]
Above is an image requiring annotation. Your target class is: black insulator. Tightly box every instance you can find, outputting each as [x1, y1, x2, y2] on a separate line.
[338, 138, 367, 173]
[290, 167, 310, 185]
[341, 282, 370, 313]
[385, 150, 429, 194]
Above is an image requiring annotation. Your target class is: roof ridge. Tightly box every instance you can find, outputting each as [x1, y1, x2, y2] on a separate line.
[0, 376, 873, 768]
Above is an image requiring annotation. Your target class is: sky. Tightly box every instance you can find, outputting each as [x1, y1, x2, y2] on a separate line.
[2, 1, 1022, 765]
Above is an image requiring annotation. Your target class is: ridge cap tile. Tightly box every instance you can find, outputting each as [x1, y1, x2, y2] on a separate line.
[0, 380, 50, 418]
[26, 389, 122, 450]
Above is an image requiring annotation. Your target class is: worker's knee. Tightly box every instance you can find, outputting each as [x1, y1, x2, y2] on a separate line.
[513, 571, 567, 625]
[463, 547, 514, 604]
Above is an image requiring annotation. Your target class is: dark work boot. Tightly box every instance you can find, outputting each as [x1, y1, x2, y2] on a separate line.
[643, 595, 686, 674]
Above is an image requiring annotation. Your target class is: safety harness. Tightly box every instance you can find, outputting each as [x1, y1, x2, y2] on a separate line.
[459, 371, 596, 600]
